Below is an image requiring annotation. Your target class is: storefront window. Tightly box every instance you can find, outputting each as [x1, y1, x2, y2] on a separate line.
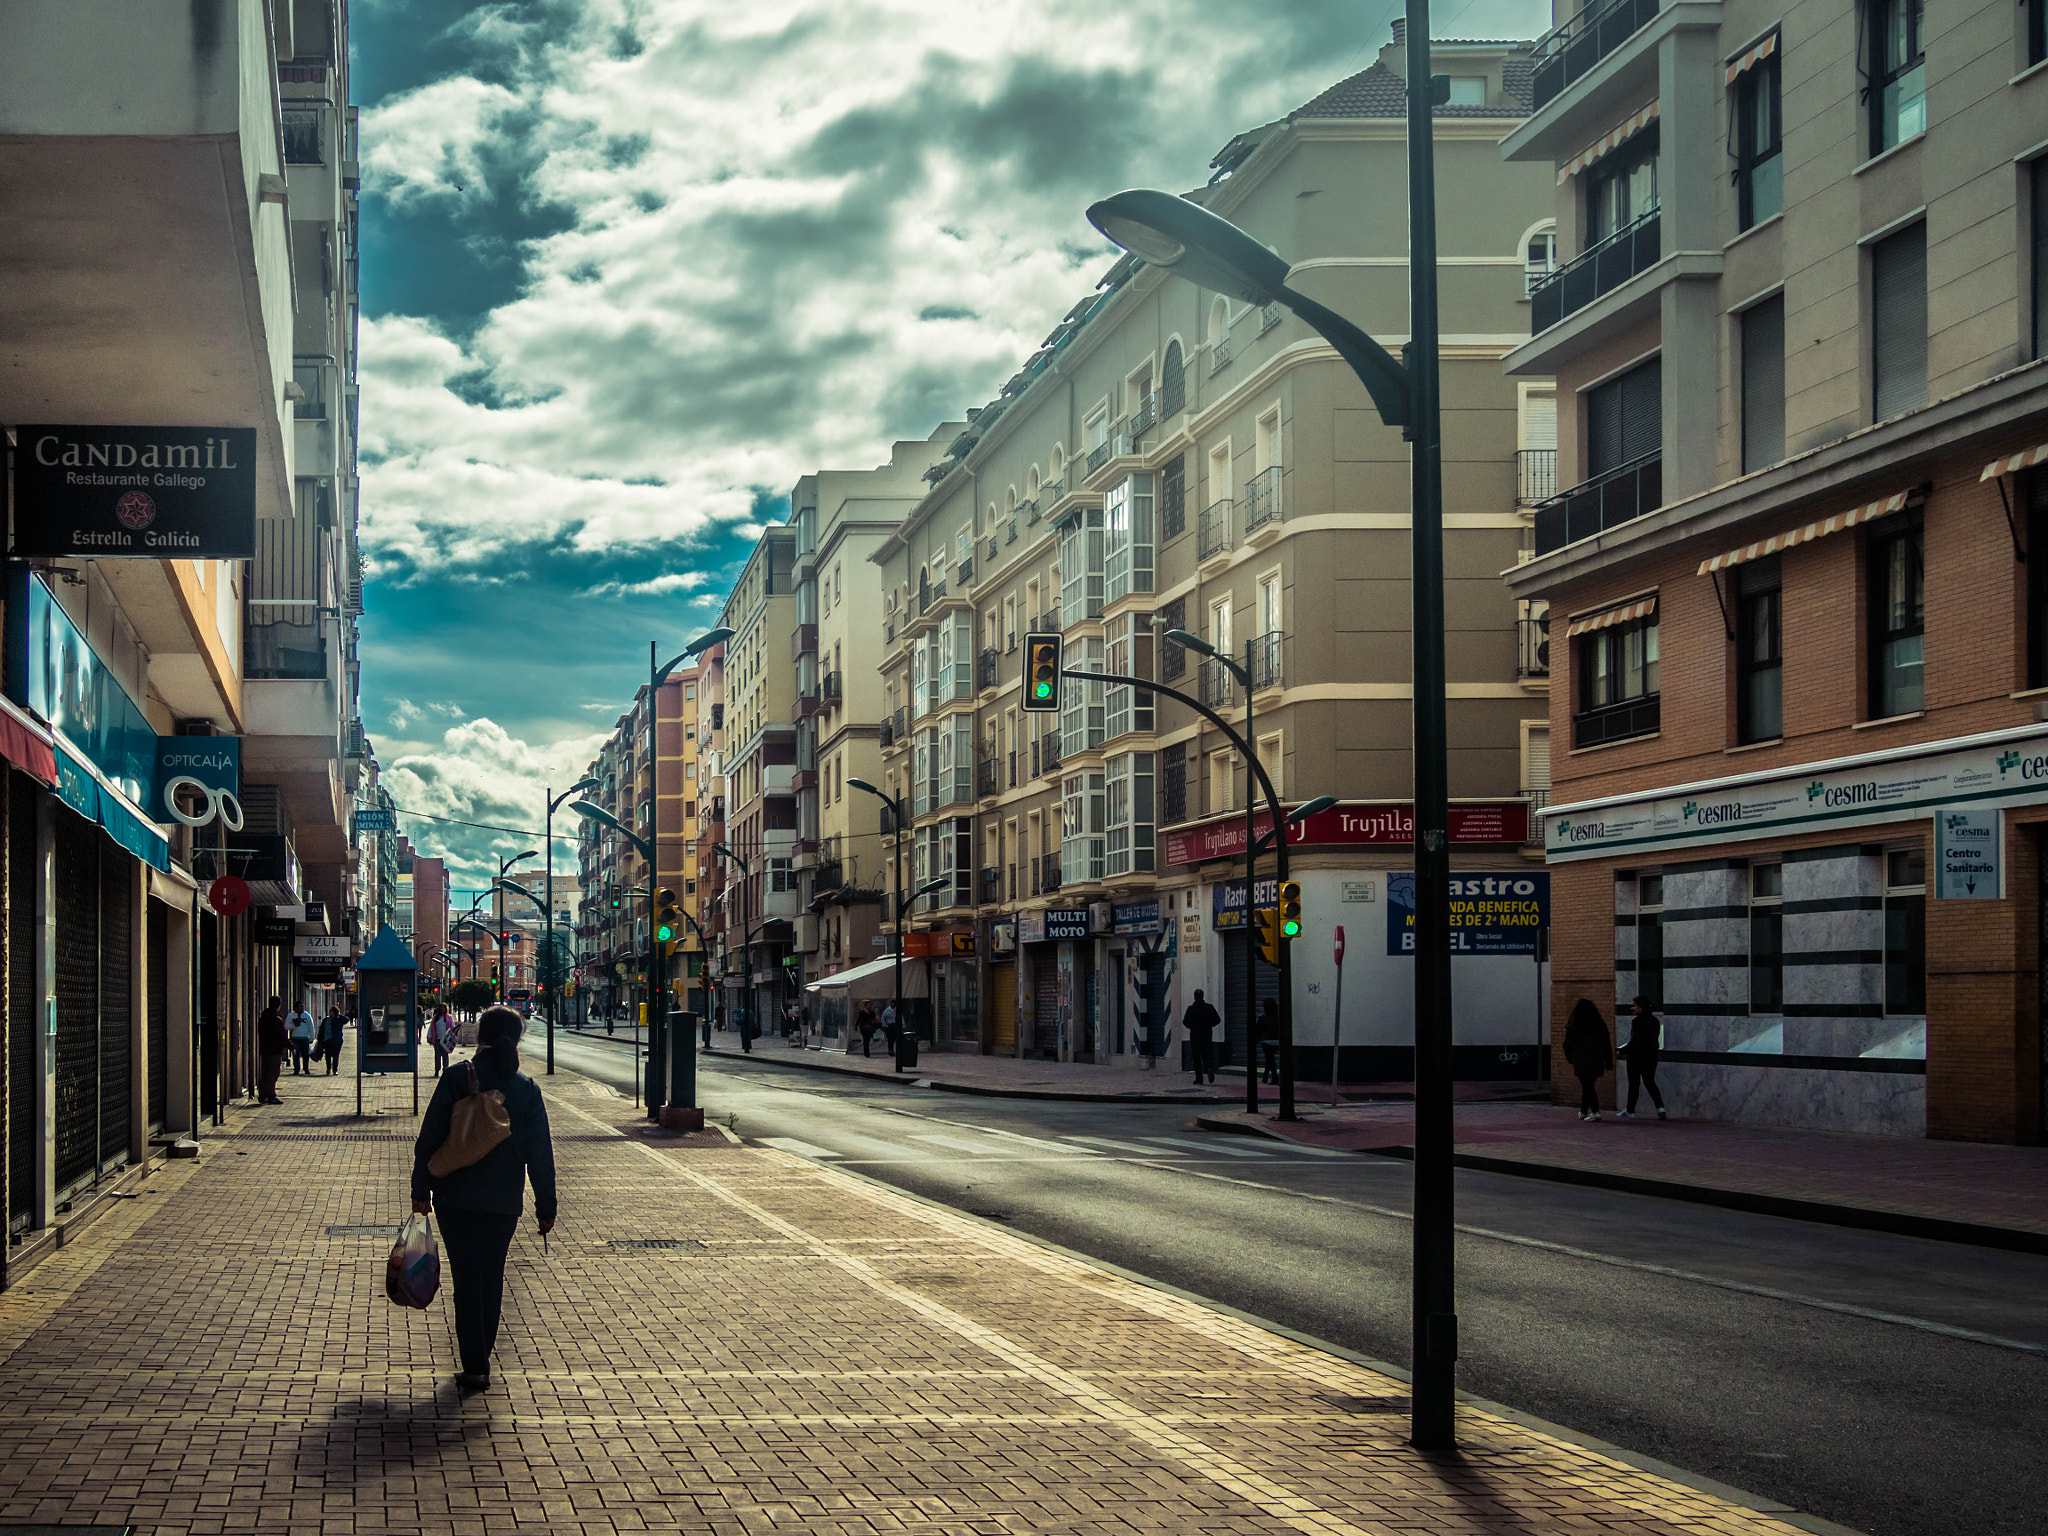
[1635, 874, 1663, 1006]
[1749, 863, 1782, 1013]
[1868, 516, 1923, 718]
[1884, 848, 1925, 1014]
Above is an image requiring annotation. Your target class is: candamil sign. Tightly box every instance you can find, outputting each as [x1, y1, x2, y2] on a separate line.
[1544, 725, 2048, 862]
[13, 426, 258, 559]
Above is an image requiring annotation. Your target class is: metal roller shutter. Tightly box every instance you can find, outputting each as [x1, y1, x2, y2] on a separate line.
[53, 813, 99, 1200]
[1031, 947, 1059, 1056]
[1872, 222, 1927, 420]
[147, 902, 168, 1133]
[8, 773, 39, 1234]
[99, 840, 132, 1172]
[1221, 931, 1280, 1069]
[988, 965, 1016, 1052]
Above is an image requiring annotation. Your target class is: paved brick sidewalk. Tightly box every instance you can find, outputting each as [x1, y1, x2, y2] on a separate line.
[0, 1063, 1844, 1535]
[1199, 1102, 2048, 1241]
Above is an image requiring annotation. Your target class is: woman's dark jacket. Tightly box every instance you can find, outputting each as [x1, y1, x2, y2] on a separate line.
[410, 1054, 557, 1223]
[1562, 1002, 1612, 1078]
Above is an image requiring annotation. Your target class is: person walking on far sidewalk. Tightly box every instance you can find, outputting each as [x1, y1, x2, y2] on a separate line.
[256, 997, 288, 1103]
[1182, 989, 1220, 1084]
[1562, 998, 1612, 1121]
[319, 1004, 346, 1075]
[286, 998, 317, 1075]
[855, 1000, 879, 1058]
[411, 1006, 557, 1393]
[1618, 995, 1667, 1120]
[1256, 998, 1281, 1085]
[428, 1003, 456, 1076]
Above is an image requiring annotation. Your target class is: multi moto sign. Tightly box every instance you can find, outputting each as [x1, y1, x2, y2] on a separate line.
[12, 426, 258, 559]
[1163, 801, 1528, 866]
[1544, 724, 2048, 862]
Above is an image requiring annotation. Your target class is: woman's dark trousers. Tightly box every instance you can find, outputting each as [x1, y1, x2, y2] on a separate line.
[437, 1209, 520, 1375]
[1577, 1071, 1600, 1116]
[1626, 1057, 1665, 1113]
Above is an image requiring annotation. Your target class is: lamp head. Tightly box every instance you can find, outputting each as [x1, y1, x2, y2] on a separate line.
[686, 626, 735, 658]
[845, 777, 879, 797]
[1163, 628, 1215, 659]
[1289, 795, 1339, 823]
[1086, 189, 1291, 306]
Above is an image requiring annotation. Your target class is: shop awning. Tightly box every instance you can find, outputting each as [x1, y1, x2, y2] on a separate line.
[0, 696, 57, 787]
[1695, 488, 1916, 576]
[1725, 32, 1777, 84]
[804, 953, 908, 993]
[1558, 100, 1658, 184]
[1564, 594, 1657, 639]
[53, 738, 170, 872]
[1981, 441, 2048, 481]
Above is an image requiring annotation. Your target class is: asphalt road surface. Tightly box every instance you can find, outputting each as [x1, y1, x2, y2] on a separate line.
[544, 1031, 2048, 1536]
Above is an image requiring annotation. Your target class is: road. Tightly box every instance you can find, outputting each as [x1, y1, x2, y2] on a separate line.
[545, 1029, 2048, 1536]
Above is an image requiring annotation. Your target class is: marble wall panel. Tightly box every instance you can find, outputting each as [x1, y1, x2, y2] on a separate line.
[1782, 960, 1883, 1012]
[1657, 1061, 1926, 1136]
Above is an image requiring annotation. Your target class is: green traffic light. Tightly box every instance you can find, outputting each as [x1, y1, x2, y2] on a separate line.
[1282, 918, 1302, 937]
[1033, 682, 1052, 698]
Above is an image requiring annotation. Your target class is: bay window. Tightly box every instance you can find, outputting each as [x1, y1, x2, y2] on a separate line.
[1103, 473, 1155, 603]
[1061, 770, 1106, 886]
[1060, 636, 1105, 759]
[1104, 752, 1155, 877]
[1103, 615, 1155, 741]
[1058, 508, 1105, 623]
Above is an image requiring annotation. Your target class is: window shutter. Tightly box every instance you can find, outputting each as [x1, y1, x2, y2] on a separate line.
[1741, 296, 1786, 472]
[1521, 392, 1557, 452]
[2032, 159, 2048, 361]
[1588, 359, 1660, 473]
[1872, 222, 1928, 420]
[1523, 726, 1551, 793]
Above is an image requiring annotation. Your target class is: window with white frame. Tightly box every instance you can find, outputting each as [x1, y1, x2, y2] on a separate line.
[912, 638, 930, 718]
[1060, 636, 1106, 759]
[949, 714, 975, 805]
[769, 859, 794, 893]
[1209, 748, 1237, 814]
[1104, 751, 1155, 876]
[1061, 770, 1106, 885]
[913, 727, 937, 816]
[1103, 473, 1155, 603]
[1103, 614, 1155, 741]
[1059, 508, 1105, 622]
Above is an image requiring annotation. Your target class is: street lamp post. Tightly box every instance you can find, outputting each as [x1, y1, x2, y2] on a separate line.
[543, 779, 599, 1074]
[1089, 41, 1458, 1440]
[845, 779, 908, 1068]
[712, 843, 756, 1052]
[569, 800, 670, 1120]
[492, 851, 538, 1003]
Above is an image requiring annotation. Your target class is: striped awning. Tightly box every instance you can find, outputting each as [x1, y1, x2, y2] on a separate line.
[1695, 489, 1915, 576]
[1558, 101, 1659, 185]
[1980, 441, 2048, 481]
[1725, 32, 1778, 84]
[1565, 595, 1658, 639]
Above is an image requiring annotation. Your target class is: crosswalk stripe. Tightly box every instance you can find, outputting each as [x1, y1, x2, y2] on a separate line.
[909, 1134, 1012, 1155]
[1064, 1135, 1188, 1156]
[759, 1137, 842, 1160]
[1138, 1136, 1274, 1158]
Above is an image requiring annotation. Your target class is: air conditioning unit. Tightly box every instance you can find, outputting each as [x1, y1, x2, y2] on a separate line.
[991, 922, 1016, 954]
[1089, 901, 1113, 932]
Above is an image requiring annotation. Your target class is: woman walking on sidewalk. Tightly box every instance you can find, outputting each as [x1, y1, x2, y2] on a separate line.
[1618, 995, 1668, 1120]
[1563, 998, 1612, 1121]
[410, 1006, 557, 1392]
[319, 1005, 346, 1075]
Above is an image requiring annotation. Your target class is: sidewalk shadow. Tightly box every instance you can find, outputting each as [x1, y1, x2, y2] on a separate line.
[297, 1392, 496, 1487]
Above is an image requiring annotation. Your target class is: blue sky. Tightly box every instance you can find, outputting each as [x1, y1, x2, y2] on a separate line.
[350, 0, 1544, 892]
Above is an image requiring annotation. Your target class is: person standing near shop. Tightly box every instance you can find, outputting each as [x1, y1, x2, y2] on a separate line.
[1562, 998, 1612, 1122]
[319, 1004, 347, 1075]
[286, 997, 317, 1075]
[256, 997, 288, 1104]
[1182, 989, 1220, 1085]
[1256, 998, 1281, 1086]
[1618, 994, 1668, 1120]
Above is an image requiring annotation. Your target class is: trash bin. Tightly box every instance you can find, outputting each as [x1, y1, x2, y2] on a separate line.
[895, 1029, 919, 1072]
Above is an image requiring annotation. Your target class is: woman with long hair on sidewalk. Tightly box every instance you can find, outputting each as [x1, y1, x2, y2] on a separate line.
[410, 1006, 557, 1391]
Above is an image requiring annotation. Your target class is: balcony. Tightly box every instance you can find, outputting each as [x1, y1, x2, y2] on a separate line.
[977, 648, 999, 691]
[763, 764, 798, 797]
[981, 867, 1003, 904]
[977, 758, 998, 798]
[917, 574, 948, 615]
[1574, 695, 1659, 750]
[1086, 439, 1112, 475]
[791, 622, 817, 660]
[1038, 731, 1061, 777]
[1034, 608, 1061, 635]
[792, 768, 818, 793]
[1036, 480, 1061, 515]
[821, 670, 843, 703]
[1533, 451, 1663, 556]
[1131, 392, 1158, 437]
[1243, 467, 1282, 538]
[956, 554, 975, 586]
[1201, 660, 1235, 710]
[1518, 614, 1551, 679]
[1199, 499, 1233, 561]
[1530, 208, 1660, 334]
[1040, 853, 1063, 894]
[792, 691, 820, 723]
[1517, 449, 1558, 506]
[1249, 631, 1283, 692]
[1529, 0, 1664, 112]
[1524, 789, 1551, 846]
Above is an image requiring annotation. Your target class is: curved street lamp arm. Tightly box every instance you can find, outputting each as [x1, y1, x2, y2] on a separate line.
[1275, 284, 1411, 431]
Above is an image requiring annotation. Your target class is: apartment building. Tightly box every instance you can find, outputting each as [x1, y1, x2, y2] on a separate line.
[1504, 0, 2048, 1141]
[650, 668, 706, 1016]
[788, 430, 955, 1028]
[575, 686, 660, 1023]
[711, 532, 800, 1030]
[869, 29, 1557, 1071]
[0, 0, 369, 1267]
[399, 847, 449, 995]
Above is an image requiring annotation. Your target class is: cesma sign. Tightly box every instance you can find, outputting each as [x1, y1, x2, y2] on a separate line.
[12, 426, 257, 559]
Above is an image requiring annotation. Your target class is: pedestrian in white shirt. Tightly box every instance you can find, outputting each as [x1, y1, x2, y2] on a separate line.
[286, 999, 318, 1076]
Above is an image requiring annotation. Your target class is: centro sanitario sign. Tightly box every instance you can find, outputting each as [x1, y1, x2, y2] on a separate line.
[12, 425, 257, 558]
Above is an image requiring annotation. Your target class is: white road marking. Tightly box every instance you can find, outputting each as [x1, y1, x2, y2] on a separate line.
[1066, 1135, 1189, 1156]
[1139, 1136, 1274, 1159]
[910, 1133, 1014, 1155]
[758, 1137, 842, 1159]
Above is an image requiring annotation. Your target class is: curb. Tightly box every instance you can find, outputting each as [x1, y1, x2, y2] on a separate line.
[699, 1044, 1241, 1104]
[1195, 1114, 2048, 1255]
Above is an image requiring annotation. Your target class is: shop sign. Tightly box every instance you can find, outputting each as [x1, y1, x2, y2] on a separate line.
[1043, 907, 1092, 942]
[1386, 871, 1549, 955]
[154, 735, 241, 828]
[255, 915, 296, 946]
[1112, 898, 1162, 935]
[295, 935, 351, 960]
[303, 900, 326, 924]
[1934, 808, 2003, 899]
[950, 931, 976, 955]
[355, 808, 398, 834]
[12, 426, 258, 558]
[15, 572, 154, 808]
[1211, 877, 1279, 930]
[1178, 912, 1202, 953]
[1545, 724, 2048, 862]
[1164, 800, 1528, 866]
[1017, 912, 1046, 944]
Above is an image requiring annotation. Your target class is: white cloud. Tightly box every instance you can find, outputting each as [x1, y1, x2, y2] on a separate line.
[360, 76, 521, 208]
[579, 571, 710, 598]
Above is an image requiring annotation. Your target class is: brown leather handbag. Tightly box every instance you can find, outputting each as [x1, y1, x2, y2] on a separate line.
[427, 1060, 512, 1176]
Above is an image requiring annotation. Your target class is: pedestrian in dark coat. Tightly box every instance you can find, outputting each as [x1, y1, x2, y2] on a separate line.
[411, 1007, 557, 1392]
[1562, 998, 1611, 1121]
[319, 1006, 346, 1074]
[1619, 994, 1668, 1120]
[255, 997, 288, 1104]
[1182, 990, 1221, 1084]
[1257, 998, 1281, 1085]
[855, 1001, 879, 1058]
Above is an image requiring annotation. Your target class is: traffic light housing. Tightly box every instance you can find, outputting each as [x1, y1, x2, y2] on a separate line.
[655, 888, 681, 956]
[1279, 881, 1303, 940]
[1022, 633, 1063, 712]
[1255, 908, 1281, 965]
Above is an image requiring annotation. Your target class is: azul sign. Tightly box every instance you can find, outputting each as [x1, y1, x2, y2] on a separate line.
[1544, 726, 2048, 862]
[13, 426, 258, 558]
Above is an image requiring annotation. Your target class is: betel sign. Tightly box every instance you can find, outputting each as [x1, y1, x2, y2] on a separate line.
[13, 426, 258, 559]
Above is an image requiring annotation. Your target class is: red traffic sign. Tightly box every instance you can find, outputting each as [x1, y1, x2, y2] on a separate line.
[207, 875, 252, 917]
[1334, 925, 1346, 965]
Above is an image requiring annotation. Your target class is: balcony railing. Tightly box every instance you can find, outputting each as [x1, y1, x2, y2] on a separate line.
[1517, 448, 1558, 506]
[977, 758, 998, 797]
[1518, 614, 1551, 678]
[1201, 660, 1235, 709]
[977, 648, 999, 691]
[1532, 451, 1663, 556]
[1524, 789, 1551, 847]
[1034, 608, 1060, 635]
[792, 622, 817, 660]
[1529, 0, 1664, 111]
[1249, 631, 1283, 692]
[1210, 336, 1232, 375]
[1199, 498, 1233, 560]
[956, 555, 974, 585]
[1574, 695, 1660, 750]
[1530, 207, 1660, 333]
[1130, 393, 1157, 436]
[1087, 439, 1112, 474]
[1038, 479, 1061, 512]
[1243, 467, 1282, 536]
[821, 670, 843, 702]
[981, 868, 1003, 904]
[917, 575, 948, 614]
[1039, 731, 1061, 776]
[1040, 854, 1062, 894]
[879, 717, 896, 748]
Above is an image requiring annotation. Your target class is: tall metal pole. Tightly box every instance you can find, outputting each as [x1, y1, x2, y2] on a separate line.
[1243, 643, 1259, 1113]
[646, 644, 666, 1118]
[892, 800, 905, 1073]
[544, 789, 556, 1075]
[1406, 0, 1457, 1451]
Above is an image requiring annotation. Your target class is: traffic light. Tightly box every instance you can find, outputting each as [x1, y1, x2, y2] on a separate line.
[1279, 881, 1303, 940]
[610, 891, 622, 909]
[1255, 907, 1281, 965]
[655, 888, 681, 956]
[1022, 633, 1063, 712]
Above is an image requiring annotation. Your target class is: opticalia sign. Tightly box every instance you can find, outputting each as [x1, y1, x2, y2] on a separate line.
[1543, 724, 2048, 862]
[1164, 801, 1527, 866]
[13, 426, 258, 559]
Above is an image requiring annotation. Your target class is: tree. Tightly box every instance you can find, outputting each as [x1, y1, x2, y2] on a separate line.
[449, 977, 496, 1014]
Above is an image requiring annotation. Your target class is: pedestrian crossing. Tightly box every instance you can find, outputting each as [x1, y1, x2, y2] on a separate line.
[757, 1128, 1355, 1165]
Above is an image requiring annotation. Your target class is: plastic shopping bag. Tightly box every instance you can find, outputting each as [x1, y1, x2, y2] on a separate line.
[385, 1213, 441, 1309]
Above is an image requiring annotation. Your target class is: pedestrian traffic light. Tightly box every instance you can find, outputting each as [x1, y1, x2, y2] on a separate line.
[1279, 881, 1303, 940]
[655, 888, 681, 956]
[1255, 907, 1281, 965]
[1022, 633, 1063, 712]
